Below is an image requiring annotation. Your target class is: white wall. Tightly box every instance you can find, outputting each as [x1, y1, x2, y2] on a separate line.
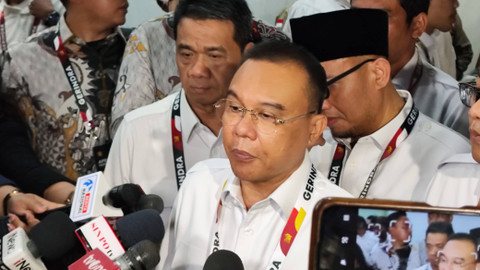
[124, 0, 479, 74]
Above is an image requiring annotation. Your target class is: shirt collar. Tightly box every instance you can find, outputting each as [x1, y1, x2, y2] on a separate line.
[392, 48, 419, 90]
[221, 151, 313, 218]
[179, 88, 203, 142]
[2, 0, 30, 14]
[336, 90, 413, 151]
[365, 90, 413, 151]
[58, 14, 124, 46]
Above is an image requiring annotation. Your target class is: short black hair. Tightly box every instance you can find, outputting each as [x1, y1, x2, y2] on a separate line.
[240, 40, 328, 112]
[350, 0, 429, 25]
[447, 233, 479, 256]
[399, 0, 430, 25]
[173, 0, 252, 50]
[426, 222, 454, 237]
[387, 211, 407, 227]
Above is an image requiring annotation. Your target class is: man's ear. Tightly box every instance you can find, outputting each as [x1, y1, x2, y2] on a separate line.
[372, 57, 391, 90]
[307, 113, 327, 149]
[410, 12, 427, 39]
[242, 42, 254, 53]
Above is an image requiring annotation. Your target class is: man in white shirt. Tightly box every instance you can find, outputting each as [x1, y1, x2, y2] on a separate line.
[104, 0, 254, 221]
[351, 0, 469, 138]
[425, 78, 480, 207]
[291, 9, 470, 201]
[411, 222, 454, 270]
[418, 0, 458, 78]
[160, 41, 352, 270]
[281, 0, 349, 39]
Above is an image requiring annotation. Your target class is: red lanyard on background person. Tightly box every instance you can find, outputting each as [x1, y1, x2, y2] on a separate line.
[171, 91, 187, 189]
[210, 165, 318, 269]
[53, 27, 94, 133]
[0, 10, 41, 53]
[327, 105, 419, 198]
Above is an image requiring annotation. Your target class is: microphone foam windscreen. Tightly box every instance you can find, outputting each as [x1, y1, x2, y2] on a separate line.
[28, 211, 77, 260]
[203, 250, 245, 270]
[122, 240, 160, 270]
[115, 209, 165, 249]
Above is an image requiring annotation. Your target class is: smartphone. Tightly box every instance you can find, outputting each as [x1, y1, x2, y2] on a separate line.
[310, 197, 480, 270]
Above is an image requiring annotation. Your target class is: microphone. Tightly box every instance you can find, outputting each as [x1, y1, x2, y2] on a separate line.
[76, 209, 165, 259]
[203, 250, 245, 270]
[1, 211, 77, 270]
[102, 184, 145, 214]
[70, 172, 123, 222]
[103, 184, 164, 215]
[69, 240, 160, 270]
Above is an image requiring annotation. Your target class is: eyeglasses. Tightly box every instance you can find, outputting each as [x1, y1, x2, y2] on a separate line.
[437, 250, 478, 270]
[459, 81, 480, 107]
[327, 59, 376, 86]
[213, 98, 316, 135]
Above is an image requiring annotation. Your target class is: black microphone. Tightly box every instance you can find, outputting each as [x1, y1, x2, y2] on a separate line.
[137, 194, 164, 214]
[203, 250, 245, 270]
[115, 209, 165, 249]
[103, 184, 164, 214]
[102, 184, 145, 214]
[69, 240, 160, 270]
[28, 211, 78, 261]
[115, 240, 160, 270]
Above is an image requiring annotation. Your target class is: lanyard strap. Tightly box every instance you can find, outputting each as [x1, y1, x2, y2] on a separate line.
[52, 28, 93, 133]
[407, 52, 424, 95]
[0, 10, 41, 53]
[171, 92, 186, 189]
[328, 106, 419, 198]
[210, 164, 318, 269]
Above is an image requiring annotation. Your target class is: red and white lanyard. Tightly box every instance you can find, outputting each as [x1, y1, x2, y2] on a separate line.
[327, 106, 419, 198]
[210, 164, 318, 269]
[0, 10, 40, 53]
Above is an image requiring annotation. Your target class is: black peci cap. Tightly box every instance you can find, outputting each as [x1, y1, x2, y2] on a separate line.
[290, 9, 389, 62]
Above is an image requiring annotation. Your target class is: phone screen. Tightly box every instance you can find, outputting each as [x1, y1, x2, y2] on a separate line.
[314, 199, 480, 270]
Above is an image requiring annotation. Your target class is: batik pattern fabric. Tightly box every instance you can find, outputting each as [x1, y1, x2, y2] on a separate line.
[1, 16, 125, 180]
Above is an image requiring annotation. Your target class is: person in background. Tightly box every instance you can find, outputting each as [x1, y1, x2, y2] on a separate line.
[2, 0, 128, 181]
[105, 0, 255, 221]
[425, 77, 480, 207]
[417, 0, 458, 78]
[408, 213, 453, 269]
[110, 0, 288, 134]
[291, 9, 470, 201]
[357, 216, 379, 266]
[451, 14, 473, 81]
[412, 222, 454, 270]
[351, 0, 469, 138]
[370, 211, 412, 270]
[0, 0, 64, 51]
[438, 233, 480, 270]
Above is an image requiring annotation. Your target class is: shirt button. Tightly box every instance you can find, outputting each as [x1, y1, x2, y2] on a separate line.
[244, 228, 253, 234]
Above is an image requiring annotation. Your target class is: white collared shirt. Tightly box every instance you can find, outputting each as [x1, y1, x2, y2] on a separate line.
[159, 152, 352, 270]
[392, 48, 469, 138]
[424, 153, 480, 207]
[310, 90, 470, 201]
[0, 0, 65, 49]
[418, 30, 456, 78]
[104, 89, 225, 221]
